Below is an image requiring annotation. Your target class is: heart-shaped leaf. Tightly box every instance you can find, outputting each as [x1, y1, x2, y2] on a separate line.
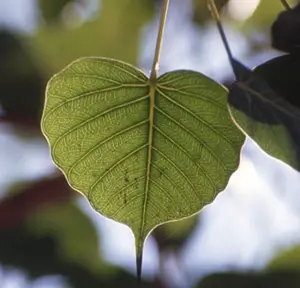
[41, 57, 244, 273]
[254, 54, 300, 109]
[228, 58, 300, 171]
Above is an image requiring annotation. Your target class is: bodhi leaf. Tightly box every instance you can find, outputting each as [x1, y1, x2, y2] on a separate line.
[41, 57, 244, 274]
[254, 54, 300, 110]
[207, 0, 300, 171]
[228, 58, 300, 171]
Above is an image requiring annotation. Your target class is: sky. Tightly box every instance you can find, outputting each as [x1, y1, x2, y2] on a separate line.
[1, 0, 300, 287]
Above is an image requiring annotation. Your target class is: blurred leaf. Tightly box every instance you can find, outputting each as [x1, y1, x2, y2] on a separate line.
[0, 177, 155, 286]
[34, 0, 154, 71]
[0, 226, 154, 287]
[26, 201, 103, 274]
[39, 0, 74, 24]
[196, 271, 300, 288]
[271, 3, 300, 53]
[153, 214, 199, 252]
[245, 0, 286, 28]
[228, 59, 300, 171]
[0, 176, 73, 229]
[267, 245, 300, 272]
[193, 0, 229, 25]
[254, 54, 300, 109]
[41, 57, 244, 275]
[0, 30, 46, 126]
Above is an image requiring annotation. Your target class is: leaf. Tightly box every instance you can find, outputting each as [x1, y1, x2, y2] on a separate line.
[245, 0, 283, 28]
[0, 176, 73, 229]
[227, 58, 300, 171]
[192, 0, 229, 25]
[267, 245, 300, 272]
[26, 201, 104, 274]
[254, 54, 300, 109]
[0, 30, 46, 127]
[153, 214, 199, 252]
[38, 0, 74, 24]
[0, 226, 154, 288]
[271, 3, 300, 53]
[41, 57, 244, 272]
[34, 0, 154, 71]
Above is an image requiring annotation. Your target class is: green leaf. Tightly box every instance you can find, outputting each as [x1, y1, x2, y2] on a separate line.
[0, 226, 154, 287]
[245, 0, 283, 28]
[38, 0, 73, 24]
[228, 58, 300, 171]
[26, 201, 104, 274]
[41, 57, 244, 270]
[267, 245, 300, 272]
[34, 0, 154, 71]
[153, 214, 199, 251]
[192, 0, 229, 25]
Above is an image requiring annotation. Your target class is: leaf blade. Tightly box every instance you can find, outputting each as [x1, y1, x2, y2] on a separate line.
[228, 58, 300, 170]
[41, 57, 244, 274]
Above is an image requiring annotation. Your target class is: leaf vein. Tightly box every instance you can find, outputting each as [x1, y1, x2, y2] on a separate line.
[157, 88, 236, 149]
[67, 120, 148, 179]
[89, 144, 148, 196]
[101, 175, 146, 215]
[152, 146, 197, 194]
[52, 95, 149, 152]
[154, 126, 216, 193]
[158, 85, 226, 110]
[155, 107, 228, 173]
[45, 85, 147, 121]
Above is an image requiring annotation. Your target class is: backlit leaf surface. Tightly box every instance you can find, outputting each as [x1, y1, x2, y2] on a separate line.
[41, 57, 244, 261]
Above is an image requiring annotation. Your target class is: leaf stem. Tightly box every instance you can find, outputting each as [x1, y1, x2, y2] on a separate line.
[207, 0, 238, 79]
[281, 0, 291, 10]
[150, 0, 170, 82]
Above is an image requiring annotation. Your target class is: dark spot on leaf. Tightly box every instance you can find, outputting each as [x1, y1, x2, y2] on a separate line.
[124, 170, 130, 182]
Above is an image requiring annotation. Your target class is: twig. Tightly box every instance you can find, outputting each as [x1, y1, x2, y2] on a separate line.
[150, 0, 170, 82]
[207, 0, 238, 78]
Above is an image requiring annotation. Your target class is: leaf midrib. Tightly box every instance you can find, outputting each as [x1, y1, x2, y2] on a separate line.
[140, 80, 155, 241]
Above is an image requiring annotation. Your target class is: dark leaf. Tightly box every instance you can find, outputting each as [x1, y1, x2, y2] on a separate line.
[254, 54, 300, 109]
[0, 226, 154, 287]
[228, 58, 300, 171]
[0, 30, 46, 127]
[0, 175, 73, 229]
[271, 3, 300, 53]
[267, 245, 300, 272]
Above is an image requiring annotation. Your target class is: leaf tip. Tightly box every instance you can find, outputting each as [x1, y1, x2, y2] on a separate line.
[136, 253, 143, 285]
[136, 240, 144, 286]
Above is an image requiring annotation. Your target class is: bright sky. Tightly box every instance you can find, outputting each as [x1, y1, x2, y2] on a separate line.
[1, 0, 300, 287]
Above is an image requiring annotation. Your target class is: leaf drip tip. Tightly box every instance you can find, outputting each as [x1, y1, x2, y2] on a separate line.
[136, 250, 143, 286]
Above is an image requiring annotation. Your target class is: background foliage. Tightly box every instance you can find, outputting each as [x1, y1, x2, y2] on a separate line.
[1, 0, 300, 287]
